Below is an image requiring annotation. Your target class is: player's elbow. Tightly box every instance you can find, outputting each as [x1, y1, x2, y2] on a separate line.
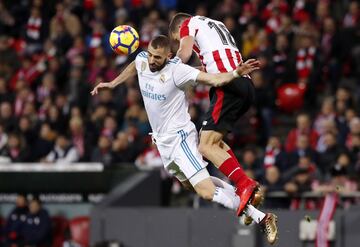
[178, 48, 192, 63]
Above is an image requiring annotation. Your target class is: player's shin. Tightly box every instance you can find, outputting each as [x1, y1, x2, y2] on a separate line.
[218, 156, 248, 185]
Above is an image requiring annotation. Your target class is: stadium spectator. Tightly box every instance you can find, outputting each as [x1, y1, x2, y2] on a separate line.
[318, 132, 345, 177]
[261, 165, 288, 208]
[22, 198, 52, 247]
[0, 76, 14, 103]
[262, 166, 283, 192]
[314, 97, 336, 135]
[17, 116, 36, 148]
[263, 136, 287, 172]
[0, 101, 16, 132]
[269, 33, 292, 86]
[316, 119, 338, 153]
[240, 147, 263, 181]
[32, 122, 56, 162]
[0, 132, 29, 162]
[343, 1, 359, 28]
[91, 135, 113, 167]
[69, 116, 91, 161]
[46, 105, 67, 134]
[0, 36, 19, 79]
[285, 113, 319, 153]
[111, 131, 138, 164]
[287, 134, 317, 169]
[43, 134, 80, 164]
[4, 194, 28, 245]
[284, 154, 320, 209]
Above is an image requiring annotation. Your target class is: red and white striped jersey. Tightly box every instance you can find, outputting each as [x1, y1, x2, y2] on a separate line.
[180, 15, 243, 73]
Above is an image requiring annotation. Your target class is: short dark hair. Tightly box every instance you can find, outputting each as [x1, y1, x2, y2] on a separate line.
[150, 35, 170, 50]
[169, 12, 192, 35]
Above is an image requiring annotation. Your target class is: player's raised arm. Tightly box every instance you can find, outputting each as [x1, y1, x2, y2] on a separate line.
[90, 61, 136, 95]
[196, 59, 260, 87]
[176, 36, 195, 64]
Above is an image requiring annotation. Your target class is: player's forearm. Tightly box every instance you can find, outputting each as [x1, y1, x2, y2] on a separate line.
[176, 47, 192, 64]
[110, 61, 136, 88]
[205, 72, 234, 86]
[176, 37, 195, 64]
[196, 71, 234, 87]
[210, 72, 234, 86]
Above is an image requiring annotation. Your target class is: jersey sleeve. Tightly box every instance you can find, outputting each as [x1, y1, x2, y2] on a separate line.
[180, 17, 196, 39]
[173, 62, 200, 88]
[135, 51, 148, 71]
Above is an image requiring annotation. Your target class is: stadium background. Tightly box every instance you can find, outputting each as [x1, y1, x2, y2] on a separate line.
[0, 0, 359, 246]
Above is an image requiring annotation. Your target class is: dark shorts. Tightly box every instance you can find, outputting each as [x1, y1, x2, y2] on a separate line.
[202, 76, 255, 132]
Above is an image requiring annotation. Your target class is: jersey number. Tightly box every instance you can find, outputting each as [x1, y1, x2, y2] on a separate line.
[208, 21, 237, 48]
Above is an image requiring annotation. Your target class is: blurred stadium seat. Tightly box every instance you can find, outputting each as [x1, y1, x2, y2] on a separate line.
[69, 216, 90, 247]
[52, 216, 69, 247]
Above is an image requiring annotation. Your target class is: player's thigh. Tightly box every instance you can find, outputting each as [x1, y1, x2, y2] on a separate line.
[199, 129, 223, 146]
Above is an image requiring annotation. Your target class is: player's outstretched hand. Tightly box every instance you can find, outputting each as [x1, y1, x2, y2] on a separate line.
[90, 82, 113, 96]
[236, 59, 260, 76]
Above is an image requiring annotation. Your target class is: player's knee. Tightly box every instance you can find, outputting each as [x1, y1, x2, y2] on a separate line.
[181, 181, 195, 192]
[198, 142, 210, 157]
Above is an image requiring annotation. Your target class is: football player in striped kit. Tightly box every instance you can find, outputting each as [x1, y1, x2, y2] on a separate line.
[169, 13, 278, 244]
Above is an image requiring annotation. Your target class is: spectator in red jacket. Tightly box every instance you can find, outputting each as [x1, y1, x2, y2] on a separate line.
[285, 113, 319, 152]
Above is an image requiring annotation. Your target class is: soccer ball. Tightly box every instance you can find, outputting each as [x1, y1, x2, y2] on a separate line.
[109, 25, 139, 55]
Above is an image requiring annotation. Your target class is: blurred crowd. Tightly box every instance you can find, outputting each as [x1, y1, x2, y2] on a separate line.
[0, 194, 87, 247]
[1, 195, 52, 246]
[0, 0, 360, 206]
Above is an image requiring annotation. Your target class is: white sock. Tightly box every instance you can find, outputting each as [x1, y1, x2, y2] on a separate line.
[212, 187, 240, 210]
[210, 176, 235, 193]
[245, 204, 266, 224]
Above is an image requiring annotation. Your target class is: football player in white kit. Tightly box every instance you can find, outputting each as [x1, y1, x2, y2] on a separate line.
[91, 36, 277, 234]
[169, 14, 278, 244]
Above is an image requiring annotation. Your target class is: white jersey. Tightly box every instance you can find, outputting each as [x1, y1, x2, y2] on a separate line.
[134, 51, 208, 181]
[180, 15, 243, 73]
[134, 51, 200, 135]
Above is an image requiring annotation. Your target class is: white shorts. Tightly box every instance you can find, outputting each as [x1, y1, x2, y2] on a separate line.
[152, 123, 208, 184]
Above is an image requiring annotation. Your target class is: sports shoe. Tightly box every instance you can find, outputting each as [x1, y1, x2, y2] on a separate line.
[260, 213, 278, 245]
[243, 188, 264, 225]
[236, 178, 258, 216]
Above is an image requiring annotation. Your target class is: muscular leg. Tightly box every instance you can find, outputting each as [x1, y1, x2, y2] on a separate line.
[198, 130, 248, 183]
[199, 129, 260, 216]
[198, 130, 230, 168]
[191, 176, 240, 210]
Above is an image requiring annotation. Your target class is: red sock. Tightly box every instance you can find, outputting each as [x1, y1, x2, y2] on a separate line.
[219, 156, 247, 185]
